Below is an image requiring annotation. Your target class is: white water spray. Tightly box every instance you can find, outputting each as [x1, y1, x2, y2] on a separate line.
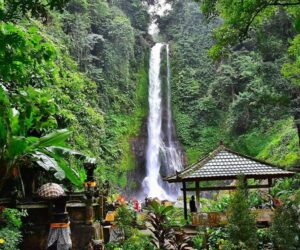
[163, 44, 183, 174]
[142, 1, 183, 200]
[143, 43, 170, 200]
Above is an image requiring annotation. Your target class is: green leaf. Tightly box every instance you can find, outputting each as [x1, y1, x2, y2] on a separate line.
[161, 205, 174, 215]
[7, 137, 28, 159]
[46, 146, 86, 160]
[295, 16, 300, 33]
[53, 155, 83, 187]
[30, 129, 71, 150]
[31, 152, 65, 180]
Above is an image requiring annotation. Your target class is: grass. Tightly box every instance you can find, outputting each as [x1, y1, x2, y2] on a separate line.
[256, 118, 300, 167]
[184, 118, 300, 168]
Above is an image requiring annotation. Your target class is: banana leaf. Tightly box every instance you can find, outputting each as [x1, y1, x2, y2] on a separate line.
[7, 136, 28, 160]
[31, 152, 65, 180]
[46, 146, 86, 160]
[52, 155, 85, 187]
[29, 129, 71, 150]
[31, 151, 85, 187]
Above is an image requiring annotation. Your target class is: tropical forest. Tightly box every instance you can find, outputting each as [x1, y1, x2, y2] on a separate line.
[0, 0, 300, 249]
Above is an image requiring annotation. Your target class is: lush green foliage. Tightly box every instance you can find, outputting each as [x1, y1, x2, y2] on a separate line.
[114, 205, 137, 240]
[271, 202, 300, 250]
[146, 202, 176, 249]
[197, 0, 300, 60]
[158, 0, 300, 167]
[224, 177, 258, 249]
[192, 0, 300, 162]
[146, 202, 192, 250]
[0, 0, 150, 190]
[1, 0, 68, 21]
[270, 174, 300, 249]
[0, 208, 27, 250]
[192, 233, 204, 249]
[0, 1, 102, 189]
[52, 0, 150, 187]
[256, 228, 272, 250]
[106, 205, 154, 250]
[207, 227, 228, 250]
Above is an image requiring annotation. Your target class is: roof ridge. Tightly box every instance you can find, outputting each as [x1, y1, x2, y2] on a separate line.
[164, 144, 222, 180]
[222, 147, 292, 171]
[178, 144, 226, 178]
[164, 144, 294, 182]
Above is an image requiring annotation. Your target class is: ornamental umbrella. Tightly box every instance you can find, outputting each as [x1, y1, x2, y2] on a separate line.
[37, 183, 65, 200]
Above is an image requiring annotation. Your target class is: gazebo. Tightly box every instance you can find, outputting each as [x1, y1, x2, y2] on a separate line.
[165, 143, 295, 220]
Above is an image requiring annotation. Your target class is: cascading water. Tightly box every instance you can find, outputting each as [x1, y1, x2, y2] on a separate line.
[142, 0, 183, 200]
[143, 43, 170, 200]
[163, 44, 183, 175]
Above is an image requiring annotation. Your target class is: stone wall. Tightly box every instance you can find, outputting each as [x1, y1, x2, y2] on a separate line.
[18, 201, 104, 250]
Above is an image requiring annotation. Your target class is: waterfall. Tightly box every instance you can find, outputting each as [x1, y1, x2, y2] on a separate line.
[143, 43, 170, 200]
[142, 0, 182, 201]
[166, 44, 172, 145]
[164, 45, 183, 174]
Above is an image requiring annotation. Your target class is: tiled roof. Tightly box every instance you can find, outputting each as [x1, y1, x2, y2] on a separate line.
[165, 145, 294, 182]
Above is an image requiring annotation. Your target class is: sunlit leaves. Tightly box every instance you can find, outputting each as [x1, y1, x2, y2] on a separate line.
[282, 34, 300, 86]
[1, 0, 69, 21]
[225, 176, 258, 249]
[0, 22, 57, 85]
[199, 0, 299, 60]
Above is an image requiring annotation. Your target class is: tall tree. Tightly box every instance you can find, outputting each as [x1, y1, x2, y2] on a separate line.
[1, 0, 69, 21]
[196, 0, 300, 146]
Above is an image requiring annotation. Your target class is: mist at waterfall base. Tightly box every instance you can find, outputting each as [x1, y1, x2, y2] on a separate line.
[141, 43, 183, 201]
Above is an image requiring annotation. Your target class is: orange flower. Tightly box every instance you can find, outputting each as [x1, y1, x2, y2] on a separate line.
[116, 194, 122, 201]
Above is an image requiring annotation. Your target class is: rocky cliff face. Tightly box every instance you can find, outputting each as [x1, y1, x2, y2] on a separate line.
[126, 92, 187, 196]
[125, 120, 148, 195]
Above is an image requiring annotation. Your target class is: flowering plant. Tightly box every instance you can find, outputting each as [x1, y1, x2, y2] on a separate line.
[0, 208, 27, 250]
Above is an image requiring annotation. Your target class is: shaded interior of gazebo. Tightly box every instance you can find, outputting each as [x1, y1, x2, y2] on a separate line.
[165, 143, 295, 220]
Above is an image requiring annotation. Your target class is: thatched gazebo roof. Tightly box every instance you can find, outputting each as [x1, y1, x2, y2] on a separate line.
[164, 143, 295, 220]
[165, 144, 294, 183]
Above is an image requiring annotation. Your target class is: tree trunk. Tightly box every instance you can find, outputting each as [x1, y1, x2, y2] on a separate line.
[291, 88, 300, 147]
[296, 122, 300, 148]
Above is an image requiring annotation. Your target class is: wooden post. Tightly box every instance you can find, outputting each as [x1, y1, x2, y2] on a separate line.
[243, 177, 248, 195]
[268, 178, 272, 195]
[204, 228, 209, 250]
[243, 176, 248, 186]
[182, 181, 188, 221]
[195, 181, 200, 211]
[268, 178, 272, 187]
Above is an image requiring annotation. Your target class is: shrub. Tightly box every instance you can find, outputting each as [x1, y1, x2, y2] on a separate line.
[207, 227, 228, 250]
[146, 201, 175, 249]
[271, 202, 300, 250]
[146, 201, 192, 250]
[114, 205, 137, 240]
[223, 177, 258, 249]
[105, 205, 154, 250]
[106, 232, 154, 250]
[256, 228, 272, 250]
[0, 208, 27, 250]
[192, 233, 204, 249]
